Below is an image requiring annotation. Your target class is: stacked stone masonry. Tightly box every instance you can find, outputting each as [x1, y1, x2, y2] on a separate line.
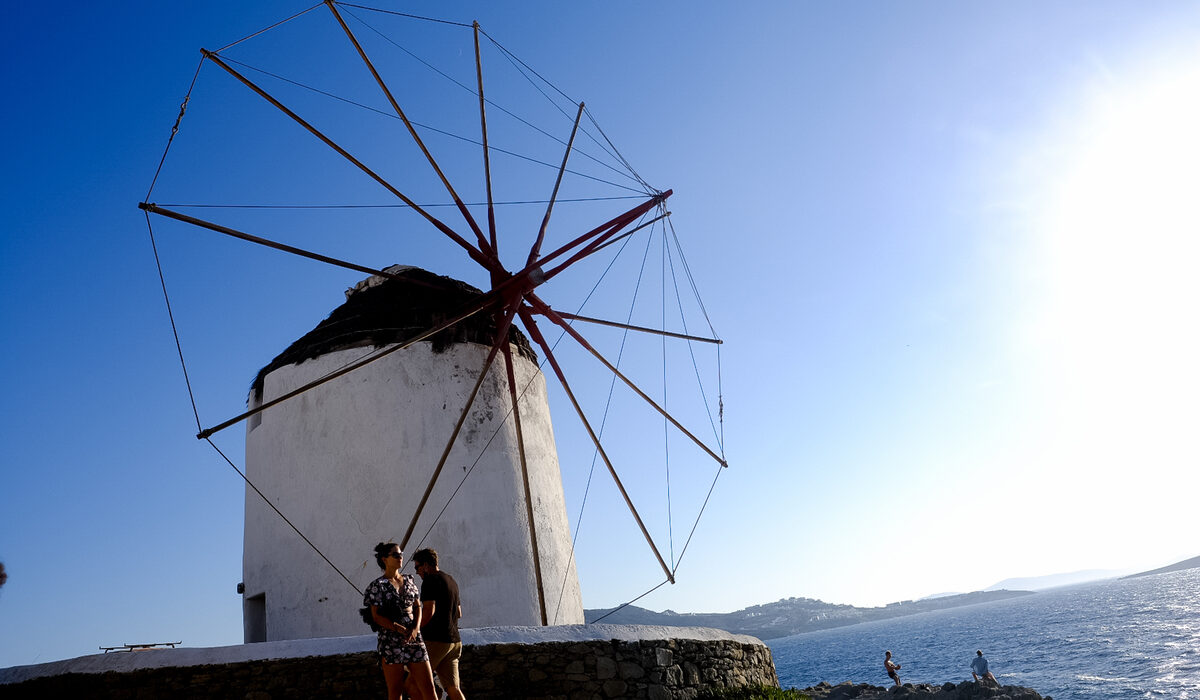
[0, 635, 778, 699]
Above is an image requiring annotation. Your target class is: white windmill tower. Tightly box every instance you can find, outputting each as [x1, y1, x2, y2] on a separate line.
[240, 265, 583, 641]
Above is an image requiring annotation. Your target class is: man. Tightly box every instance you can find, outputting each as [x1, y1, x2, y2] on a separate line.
[884, 650, 901, 687]
[971, 650, 999, 686]
[413, 548, 465, 700]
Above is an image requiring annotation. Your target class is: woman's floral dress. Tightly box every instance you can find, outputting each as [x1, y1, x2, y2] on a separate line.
[364, 574, 429, 664]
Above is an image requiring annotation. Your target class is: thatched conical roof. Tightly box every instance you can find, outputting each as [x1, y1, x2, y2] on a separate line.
[251, 265, 537, 401]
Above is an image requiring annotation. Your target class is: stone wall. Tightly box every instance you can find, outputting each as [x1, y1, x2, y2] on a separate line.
[0, 625, 778, 700]
[466, 635, 776, 698]
[0, 653, 383, 699]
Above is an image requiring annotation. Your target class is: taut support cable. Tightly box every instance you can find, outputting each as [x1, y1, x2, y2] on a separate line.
[588, 212, 671, 256]
[143, 213, 202, 432]
[343, 9, 646, 190]
[528, 293, 726, 467]
[553, 311, 720, 344]
[528, 101, 585, 268]
[206, 438, 361, 595]
[665, 228, 724, 449]
[213, 2, 325, 53]
[671, 460, 726, 577]
[157, 195, 646, 210]
[198, 287, 502, 438]
[200, 49, 502, 277]
[501, 342, 549, 625]
[519, 308, 675, 584]
[587, 579, 670, 625]
[144, 57, 204, 201]
[326, 0, 496, 262]
[553, 218, 657, 623]
[214, 51, 647, 193]
[140, 203, 406, 281]
[335, 3, 472, 27]
[399, 298, 524, 550]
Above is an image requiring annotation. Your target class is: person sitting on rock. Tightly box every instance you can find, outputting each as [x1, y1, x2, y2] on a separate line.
[971, 649, 999, 686]
[884, 650, 901, 686]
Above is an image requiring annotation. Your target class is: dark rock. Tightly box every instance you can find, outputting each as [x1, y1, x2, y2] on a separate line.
[795, 680, 1046, 700]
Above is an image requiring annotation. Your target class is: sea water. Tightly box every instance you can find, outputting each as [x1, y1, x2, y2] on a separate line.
[767, 568, 1200, 699]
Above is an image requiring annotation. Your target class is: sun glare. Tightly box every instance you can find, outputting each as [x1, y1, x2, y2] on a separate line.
[1032, 60, 1200, 540]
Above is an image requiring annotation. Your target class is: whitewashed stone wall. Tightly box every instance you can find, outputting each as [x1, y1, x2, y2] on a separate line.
[0, 626, 781, 700]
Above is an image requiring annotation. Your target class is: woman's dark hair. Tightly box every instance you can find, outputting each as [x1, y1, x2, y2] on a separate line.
[374, 542, 399, 570]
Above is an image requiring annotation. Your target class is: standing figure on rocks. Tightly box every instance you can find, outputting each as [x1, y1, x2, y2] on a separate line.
[414, 548, 466, 700]
[971, 649, 999, 686]
[364, 543, 438, 700]
[884, 650, 902, 686]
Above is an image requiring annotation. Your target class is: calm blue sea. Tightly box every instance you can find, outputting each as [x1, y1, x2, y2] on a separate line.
[767, 568, 1200, 699]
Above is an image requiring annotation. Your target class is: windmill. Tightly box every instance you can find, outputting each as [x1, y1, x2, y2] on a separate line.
[140, 1, 726, 641]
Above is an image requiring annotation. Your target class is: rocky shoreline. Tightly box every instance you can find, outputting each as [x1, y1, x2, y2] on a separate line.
[792, 680, 1050, 699]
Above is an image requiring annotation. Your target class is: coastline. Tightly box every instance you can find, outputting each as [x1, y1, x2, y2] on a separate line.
[587, 589, 1035, 640]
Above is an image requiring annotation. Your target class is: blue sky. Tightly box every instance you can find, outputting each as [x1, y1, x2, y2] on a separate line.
[3, 1, 1200, 667]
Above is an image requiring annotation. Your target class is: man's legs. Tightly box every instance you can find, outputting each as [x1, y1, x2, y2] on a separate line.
[429, 641, 464, 700]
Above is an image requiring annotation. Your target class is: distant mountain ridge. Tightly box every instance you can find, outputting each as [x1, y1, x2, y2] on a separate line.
[586, 555, 1200, 641]
[982, 554, 1200, 590]
[1124, 554, 1200, 579]
[585, 589, 1032, 640]
[984, 568, 1130, 591]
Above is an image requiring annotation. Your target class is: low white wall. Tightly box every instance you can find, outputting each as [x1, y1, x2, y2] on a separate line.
[0, 625, 764, 684]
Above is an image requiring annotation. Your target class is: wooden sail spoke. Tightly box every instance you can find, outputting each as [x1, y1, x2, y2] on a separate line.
[200, 49, 502, 276]
[588, 211, 670, 256]
[518, 307, 675, 583]
[526, 102, 585, 269]
[501, 342, 548, 624]
[325, 1, 497, 265]
[527, 293, 726, 467]
[196, 285, 513, 439]
[474, 22, 499, 262]
[538, 191, 671, 283]
[400, 296, 524, 549]
[553, 311, 722, 345]
[139, 203, 399, 280]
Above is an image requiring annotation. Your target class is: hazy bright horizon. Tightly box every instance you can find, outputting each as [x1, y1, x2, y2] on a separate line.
[3, 1, 1199, 668]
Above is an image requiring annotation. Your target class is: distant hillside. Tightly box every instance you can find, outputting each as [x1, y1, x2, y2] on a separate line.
[985, 569, 1128, 591]
[1124, 554, 1200, 579]
[585, 589, 1032, 640]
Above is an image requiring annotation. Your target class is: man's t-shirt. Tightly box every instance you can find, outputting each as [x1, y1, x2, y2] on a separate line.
[420, 570, 461, 643]
[971, 656, 989, 675]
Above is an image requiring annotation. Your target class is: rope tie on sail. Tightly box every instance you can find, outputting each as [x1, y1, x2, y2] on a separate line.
[144, 57, 204, 201]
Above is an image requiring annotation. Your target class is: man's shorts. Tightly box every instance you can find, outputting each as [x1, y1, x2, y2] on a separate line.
[424, 640, 462, 689]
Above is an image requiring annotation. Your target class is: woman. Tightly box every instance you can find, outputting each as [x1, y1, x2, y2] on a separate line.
[364, 542, 438, 700]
